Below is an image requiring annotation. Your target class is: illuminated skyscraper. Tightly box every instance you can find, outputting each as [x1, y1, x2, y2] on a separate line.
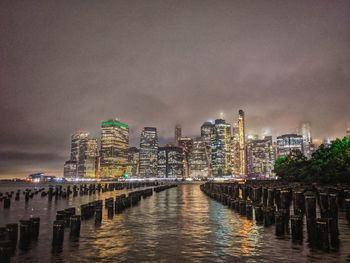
[301, 122, 312, 159]
[276, 134, 303, 158]
[201, 121, 213, 145]
[211, 119, 231, 176]
[78, 137, 98, 178]
[100, 119, 129, 177]
[175, 124, 182, 145]
[64, 131, 88, 178]
[64, 131, 97, 178]
[158, 145, 184, 178]
[178, 137, 193, 178]
[238, 110, 246, 175]
[139, 127, 158, 177]
[247, 136, 274, 178]
[70, 132, 89, 162]
[231, 123, 240, 176]
[189, 137, 209, 178]
[64, 160, 77, 178]
[126, 147, 140, 177]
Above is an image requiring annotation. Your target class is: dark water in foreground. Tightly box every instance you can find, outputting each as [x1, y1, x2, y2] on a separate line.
[1, 183, 350, 262]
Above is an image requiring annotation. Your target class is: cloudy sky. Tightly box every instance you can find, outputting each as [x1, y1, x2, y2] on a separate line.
[1, 0, 349, 178]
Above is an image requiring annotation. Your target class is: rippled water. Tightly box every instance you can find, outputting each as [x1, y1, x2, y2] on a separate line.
[1, 183, 350, 262]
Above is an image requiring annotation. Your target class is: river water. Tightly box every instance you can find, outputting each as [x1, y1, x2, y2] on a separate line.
[0, 182, 350, 262]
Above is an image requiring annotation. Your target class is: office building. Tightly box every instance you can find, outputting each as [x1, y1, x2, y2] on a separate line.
[301, 122, 312, 159]
[126, 147, 140, 177]
[175, 124, 182, 145]
[189, 137, 209, 178]
[211, 119, 231, 176]
[100, 119, 129, 177]
[64, 131, 97, 178]
[139, 127, 158, 177]
[64, 160, 77, 178]
[230, 123, 240, 176]
[178, 137, 194, 178]
[158, 145, 184, 178]
[77, 137, 97, 178]
[247, 136, 275, 178]
[276, 134, 303, 158]
[238, 110, 247, 175]
[201, 121, 214, 145]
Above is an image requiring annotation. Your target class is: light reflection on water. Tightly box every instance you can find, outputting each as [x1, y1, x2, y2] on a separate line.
[1, 183, 350, 262]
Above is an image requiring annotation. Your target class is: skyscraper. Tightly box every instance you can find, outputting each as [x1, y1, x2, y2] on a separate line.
[126, 147, 140, 177]
[201, 121, 213, 145]
[78, 137, 98, 178]
[178, 137, 193, 178]
[247, 136, 274, 178]
[64, 160, 77, 178]
[189, 137, 209, 178]
[231, 123, 240, 176]
[211, 119, 231, 176]
[301, 122, 312, 159]
[70, 132, 89, 163]
[64, 132, 87, 178]
[100, 119, 129, 177]
[276, 134, 303, 158]
[158, 145, 184, 178]
[238, 110, 246, 175]
[139, 127, 158, 177]
[175, 124, 182, 145]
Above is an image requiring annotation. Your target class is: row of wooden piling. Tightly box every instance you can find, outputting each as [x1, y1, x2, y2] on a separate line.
[0, 182, 162, 209]
[200, 181, 350, 252]
[51, 184, 177, 249]
[0, 188, 45, 209]
[0, 181, 176, 262]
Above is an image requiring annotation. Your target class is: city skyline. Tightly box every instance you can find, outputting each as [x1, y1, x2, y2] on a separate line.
[1, 0, 350, 178]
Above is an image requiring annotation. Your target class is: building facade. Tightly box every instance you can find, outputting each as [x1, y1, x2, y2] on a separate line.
[100, 119, 129, 177]
[175, 124, 182, 145]
[77, 137, 98, 178]
[276, 134, 303, 158]
[237, 110, 247, 175]
[64, 131, 97, 178]
[230, 123, 240, 176]
[158, 145, 184, 178]
[126, 147, 140, 177]
[178, 137, 193, 178]
[211, 119, 232, 176]
[189, 137, 209, 178]
[301, 122, 312, 159]
[247, 136, 275, 178]
[139, 127, 158, 177]
[63, 160, 77, 178]
[201, 121, 213, 145]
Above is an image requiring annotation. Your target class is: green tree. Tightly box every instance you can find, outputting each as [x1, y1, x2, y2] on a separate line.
[274, 150, 309, 182]
[274, 136, 350, 185]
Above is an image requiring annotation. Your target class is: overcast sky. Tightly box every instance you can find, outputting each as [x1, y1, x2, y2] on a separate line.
[1, 0, 349, 178]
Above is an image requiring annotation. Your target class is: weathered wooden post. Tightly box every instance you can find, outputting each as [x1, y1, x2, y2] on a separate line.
[30, 217, 40, 240]
[52, 220, 65, 247]
[19, 220, 32, 250]
[290, 215, 303, 243]
[275, 211, 284, 236]
[70, 215, 81, 239]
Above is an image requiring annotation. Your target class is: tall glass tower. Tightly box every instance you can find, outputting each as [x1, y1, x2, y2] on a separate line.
[139, 127, 158, 177]
[100, 119, 129, 177]
[238, 110, 246, 176]
[211, 119, 231, 176]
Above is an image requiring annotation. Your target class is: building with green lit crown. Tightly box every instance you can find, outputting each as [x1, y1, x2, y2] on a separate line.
[100, 119, 129, 177]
